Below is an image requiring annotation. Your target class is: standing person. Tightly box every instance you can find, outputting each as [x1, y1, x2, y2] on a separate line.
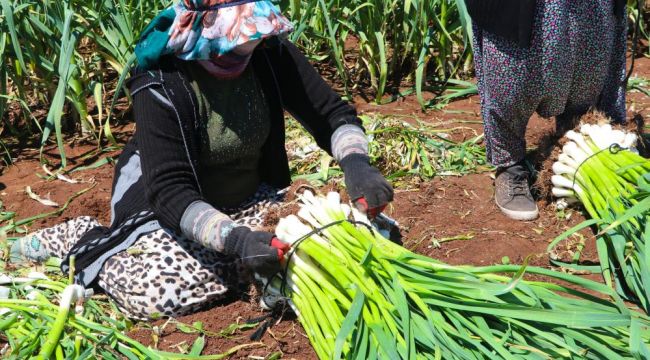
[466, 0, 627, 220]
[10, 0, 393, 320]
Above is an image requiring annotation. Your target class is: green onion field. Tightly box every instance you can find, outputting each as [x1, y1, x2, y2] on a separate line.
[0, 1, 650, 358]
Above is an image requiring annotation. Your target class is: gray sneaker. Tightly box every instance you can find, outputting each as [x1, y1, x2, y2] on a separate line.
[494, 164, 539, 221]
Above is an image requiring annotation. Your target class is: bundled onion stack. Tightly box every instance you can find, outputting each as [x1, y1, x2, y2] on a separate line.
[549, 121, 650, 313]
[263, 191, 650, 359]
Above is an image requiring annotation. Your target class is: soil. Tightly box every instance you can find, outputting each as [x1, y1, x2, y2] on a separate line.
[0, 57, 648, 359]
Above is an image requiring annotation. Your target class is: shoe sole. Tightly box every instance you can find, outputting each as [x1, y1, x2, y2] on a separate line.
[496, 202, 539, 221]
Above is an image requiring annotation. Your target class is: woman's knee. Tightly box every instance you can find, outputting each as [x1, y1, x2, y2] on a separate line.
[101, 273, 232, 319]
[97, 235, 235, 319]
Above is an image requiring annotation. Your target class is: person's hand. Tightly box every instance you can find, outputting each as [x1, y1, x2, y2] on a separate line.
[339, 153, 393, 218]
[223, 226, 290, 277]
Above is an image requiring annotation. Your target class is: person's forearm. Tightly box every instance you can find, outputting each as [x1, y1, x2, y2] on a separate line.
[331, 124, 369, 162]
[180, 201, 236, 252]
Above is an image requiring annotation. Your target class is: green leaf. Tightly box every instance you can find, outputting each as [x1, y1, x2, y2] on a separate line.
[192, 321, 204, 332]
[599, 196, 650, 235]
[0, 0, 26, 72]
[189, 336, 205, 356]
[547, 219, 602, 252]
[176, 322, 198, 334]
[489, 255, 531, 296]
[333, 288, 365, 359]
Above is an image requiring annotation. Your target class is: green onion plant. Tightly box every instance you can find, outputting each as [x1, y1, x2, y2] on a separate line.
[264, 190, 650, 359]
[549, 122, 650, 313]
[0, 271, 256, 359]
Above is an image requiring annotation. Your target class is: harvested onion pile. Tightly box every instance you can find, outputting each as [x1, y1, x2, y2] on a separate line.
[550, 123, 641, 213]
[264, 191, 650, 359]
[549, 122, 650, 313]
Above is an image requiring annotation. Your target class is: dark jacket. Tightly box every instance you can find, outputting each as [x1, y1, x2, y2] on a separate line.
[466, 0, 627, 48]
[62, 37, 361, 286]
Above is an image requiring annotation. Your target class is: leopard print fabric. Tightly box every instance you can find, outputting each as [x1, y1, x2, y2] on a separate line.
[98, 229, 244, 319]
[28, 216, 102, 259]
[220, 183, 286, 228]
[16, 185, 286, 320]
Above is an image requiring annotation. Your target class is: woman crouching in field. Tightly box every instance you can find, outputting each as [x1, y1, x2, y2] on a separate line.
[10, 0, 393, 320]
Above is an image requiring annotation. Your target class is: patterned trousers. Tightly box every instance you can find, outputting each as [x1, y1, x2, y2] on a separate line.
[13, 185, 286, 320]
[473, 0, 627, 168]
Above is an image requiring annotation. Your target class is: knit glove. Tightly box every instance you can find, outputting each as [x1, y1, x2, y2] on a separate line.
[223, 226, 290, 277]
[339, 153, 394, 218]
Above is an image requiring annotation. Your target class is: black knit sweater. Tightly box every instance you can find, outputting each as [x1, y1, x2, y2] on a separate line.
[62, 38, 362, 284]
[123, 37, 360, 232]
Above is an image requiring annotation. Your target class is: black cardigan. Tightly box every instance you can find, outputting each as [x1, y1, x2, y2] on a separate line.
[466, 0, 626, 48]
[123, 37, 360, 231]
[62, 38, 361, 284]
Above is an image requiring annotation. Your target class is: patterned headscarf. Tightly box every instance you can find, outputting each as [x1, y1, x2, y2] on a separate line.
[135, 0, 293, 70]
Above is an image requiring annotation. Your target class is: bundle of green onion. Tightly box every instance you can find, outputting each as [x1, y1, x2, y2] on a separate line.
[550, 123, 642, 213]
[0, 272, 252, 359]
[264, 191, 650, 359]
[549, 122, 650, 312]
